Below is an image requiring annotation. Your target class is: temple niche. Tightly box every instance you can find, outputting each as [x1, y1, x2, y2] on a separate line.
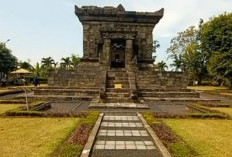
[35, 4, 199, 102]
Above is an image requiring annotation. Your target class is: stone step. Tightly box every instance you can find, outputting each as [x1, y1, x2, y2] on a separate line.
[15, 94, 94, 102]
[90, 112, 163, 157]
[106, 84, 129, 88]
[106, 92, 130, 98]
[89, 103, 149, 109]
[101, 122, 143, 128]
[103, 115, 139, 121]
[143, 97, 220, 102]
[107, 80, 129, 84]
[34, 89, 99, 96]
[106, 88, 130, 93]
[98, 129, 149, 137]
[94, 140, 156, 150]
[137, 88, 192, 92]
[107, 76, 128, 80]
[138, 91, 200, 98]
[103, 97, 134, 103]
[36, 86, 99, 90]
[108, 72, 128, 78]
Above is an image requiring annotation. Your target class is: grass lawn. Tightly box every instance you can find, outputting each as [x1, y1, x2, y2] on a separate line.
[211, 107, 232, 117]
[0, 104, 23, 115]
[18, 83, 48, 87]
[221, 92, 232, 96]
[0, 118, 80, 157]
[0, 89, 10, 93]
[164, 119, 232, 157]
[187, 86, 229, 91]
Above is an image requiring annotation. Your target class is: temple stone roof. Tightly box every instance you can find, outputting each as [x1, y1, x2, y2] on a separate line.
[75, 4, 164, 24]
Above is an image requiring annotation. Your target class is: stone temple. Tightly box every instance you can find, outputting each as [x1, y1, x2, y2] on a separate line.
[35, 5, 199, 102]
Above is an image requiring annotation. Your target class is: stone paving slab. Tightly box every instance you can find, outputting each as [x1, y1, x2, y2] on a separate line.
[98, 129, 149, 137]
[97, 136, 152, 141]
[89, 103, 148, 109]
[94, 140, 156, 150]
[91, 150, 160, 157]
[90, 112, 163, 157]
[104, 116, 139, 121]
[101, 122, 143, 127]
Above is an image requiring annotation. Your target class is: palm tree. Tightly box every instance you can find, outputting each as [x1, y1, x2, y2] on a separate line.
[33, 62, 41, 77]
[157, 61, 168, 71]
[41, 57, 55, 78]
[71, 54, 80, 68]
[60, 57, 72, 70]
[169, 54, 183, 71]
[41, 57, 55, 69]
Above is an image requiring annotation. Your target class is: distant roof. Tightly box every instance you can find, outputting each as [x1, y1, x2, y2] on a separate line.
[11, 68, 32, 74]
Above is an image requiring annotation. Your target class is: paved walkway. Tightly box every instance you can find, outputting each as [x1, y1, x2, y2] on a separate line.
[90, 112, 162, 157]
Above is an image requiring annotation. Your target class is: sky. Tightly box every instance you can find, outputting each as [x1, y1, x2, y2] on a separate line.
[0, 0, 231, 67]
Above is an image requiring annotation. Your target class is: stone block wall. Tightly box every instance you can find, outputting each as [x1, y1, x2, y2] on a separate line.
[82, 22, 154, 61]
[48, 62, 101, 88]
[136, 71, 188, 91]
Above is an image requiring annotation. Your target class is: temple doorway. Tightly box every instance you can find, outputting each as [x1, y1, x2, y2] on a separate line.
[110, 39, 125, 68]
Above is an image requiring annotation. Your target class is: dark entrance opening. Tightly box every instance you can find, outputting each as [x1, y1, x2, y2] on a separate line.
[110, 39, 125, 68]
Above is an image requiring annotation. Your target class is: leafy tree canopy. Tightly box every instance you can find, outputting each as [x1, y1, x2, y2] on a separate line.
[0, 43, 18, 74]
[201, 12, 232, 87]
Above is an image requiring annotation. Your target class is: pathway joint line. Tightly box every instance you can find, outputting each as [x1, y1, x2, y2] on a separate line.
[80, 113, 104, 157]
[137, 112, 172, 157]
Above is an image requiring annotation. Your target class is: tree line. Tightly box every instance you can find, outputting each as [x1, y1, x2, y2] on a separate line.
[159, 12, 231, 88]
[0, 43, 81, 79]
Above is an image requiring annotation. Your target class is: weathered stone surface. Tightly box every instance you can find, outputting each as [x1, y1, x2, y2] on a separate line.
[34, 5, 199, 101]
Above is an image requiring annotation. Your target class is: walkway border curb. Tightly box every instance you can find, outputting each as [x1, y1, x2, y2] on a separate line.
[137, 112, 172, 157]
[80, 113, 104, 157]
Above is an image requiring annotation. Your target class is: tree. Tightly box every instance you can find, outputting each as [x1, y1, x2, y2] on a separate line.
[152, 40, 160, 61]
[60, 57, 72, 70]
[0, 43, 17, 76]
[201, 13, 232, 88]
[167, 24, 207, 84]
[41, 57, 55, 69]
[18, 61, 34, 71]
[157, 61, 168, 71]
[33, 62, 41, 77]
[208, 50, 232, 88]
[168, 53, 183, 71]
[71, 54, 80, 68]
[41, 57, 55, 78]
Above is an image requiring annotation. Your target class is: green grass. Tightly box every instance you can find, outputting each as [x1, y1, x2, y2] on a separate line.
[187, 86, 229, 91]
[164, 119, 232, 157]
[0, 89, 10, 93]
[52, 111, 100, 157]
[210, 107, 232, 117]
[0, 104, 23, 115]
[18, 83, 48, 87]
[0, 118, 80, 157]
[221, 92, 232, 96]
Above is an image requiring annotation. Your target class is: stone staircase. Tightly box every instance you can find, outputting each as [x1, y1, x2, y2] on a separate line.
[90, 112, 162, 157]
[105, 69, 131, 102]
